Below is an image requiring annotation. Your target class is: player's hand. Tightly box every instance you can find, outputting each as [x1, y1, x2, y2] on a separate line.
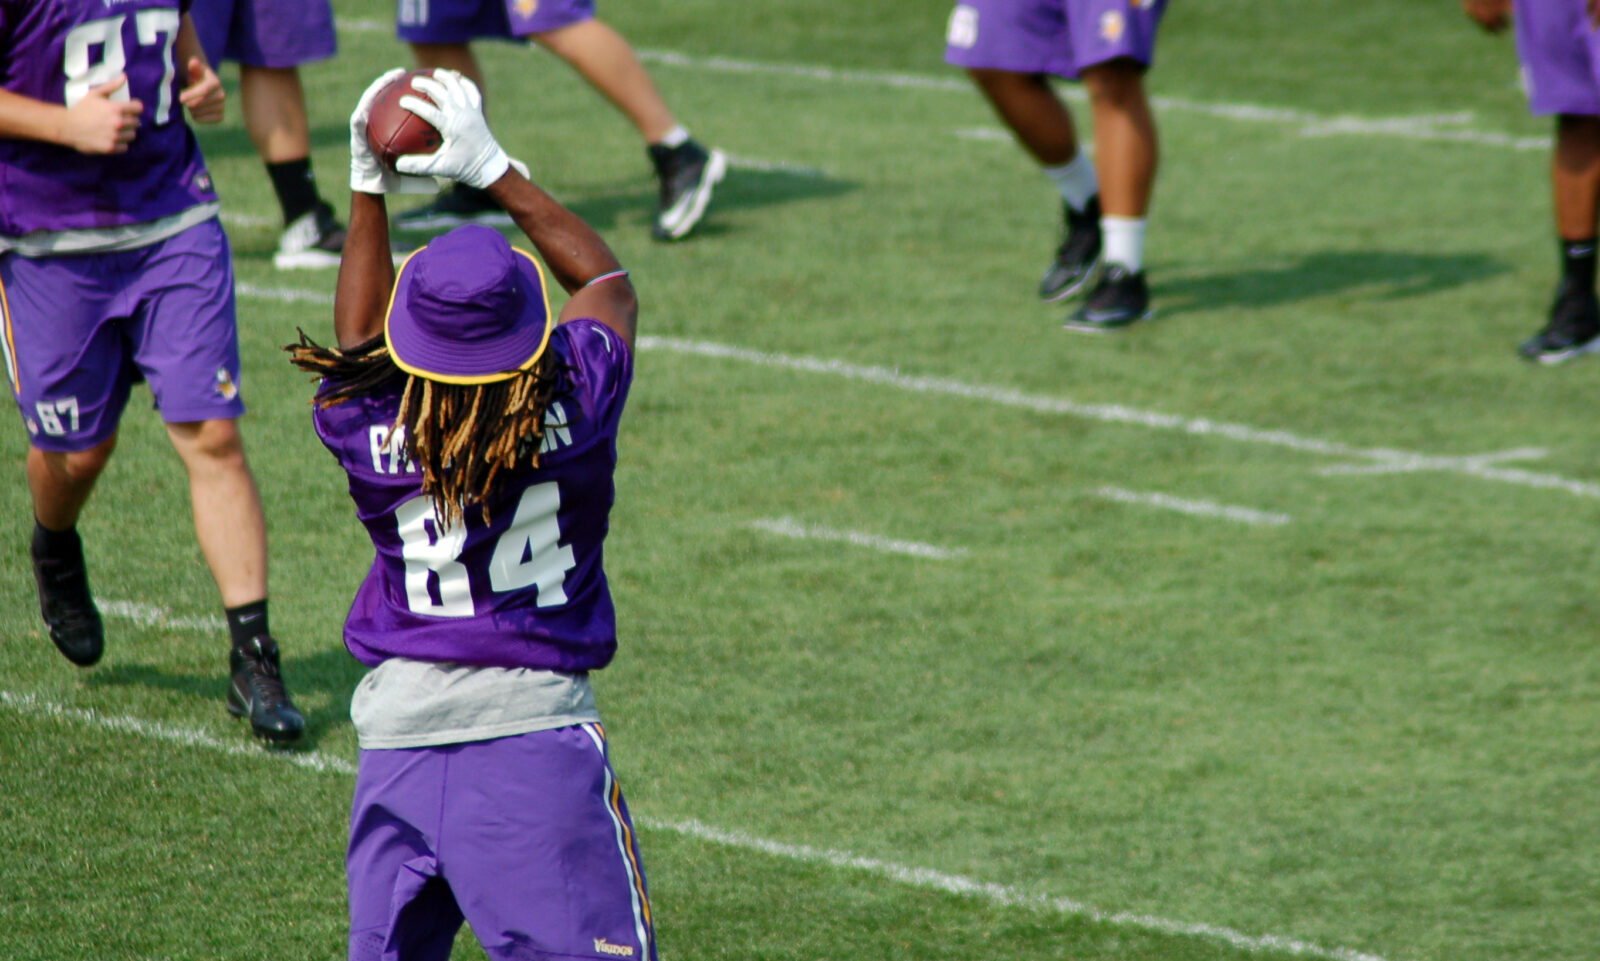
[1590, 0, 1600, 29]
[1462, 0, 1511, 33]
[349, 68, 434, 195]
[59, 74, 143, 154]
[394, 70, 512, 190]
[179, 58, 224, 124]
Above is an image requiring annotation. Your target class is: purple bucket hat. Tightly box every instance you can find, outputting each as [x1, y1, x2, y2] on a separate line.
[384, 225, 554, 385]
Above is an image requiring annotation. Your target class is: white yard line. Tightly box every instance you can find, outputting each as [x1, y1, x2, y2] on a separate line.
[100, 600, 226, 632]
[1095, 486, 1290, 526]
[333, 18, 1544, 154]
[0, 689, 354, 774]
[236, 281, 333, 305]
[0, 687, 1392, 961]
[662, 817, 1390, 961]
[750, 516, 967, 559]
[225, 287, 1600, 501]
[639, 335, 1600, 501]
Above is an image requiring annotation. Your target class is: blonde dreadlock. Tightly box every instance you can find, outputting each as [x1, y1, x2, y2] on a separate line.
[287, 329, 570, 527]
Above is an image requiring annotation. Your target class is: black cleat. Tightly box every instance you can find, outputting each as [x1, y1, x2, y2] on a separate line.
[1039, 196, 1102, 302]
[227, 636, 306, 744]
[31, 547, 103, 667]
[393, 184, 512, 231]
[273, 202, 346, 270]
[1064, 263, 1152, 332]
[648, 139, 726, 241]
[1518, 280, 1600, 364]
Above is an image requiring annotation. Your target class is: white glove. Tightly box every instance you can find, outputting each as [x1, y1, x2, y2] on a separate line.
[395, 70, 513, 190]
[349, 68, 435, 195]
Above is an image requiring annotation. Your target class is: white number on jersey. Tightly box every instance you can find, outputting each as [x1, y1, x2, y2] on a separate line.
[63, 10, 180, 124]
[395, 495, 474, 617]
[393, 482, 577, 617]
[488, 481, 576, 606]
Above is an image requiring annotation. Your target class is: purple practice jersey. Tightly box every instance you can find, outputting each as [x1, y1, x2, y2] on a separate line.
[313, 319, 633, 673]
[0, 0, 218, 237]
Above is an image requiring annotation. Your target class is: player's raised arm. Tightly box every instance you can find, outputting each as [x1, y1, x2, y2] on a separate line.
[394, 70, 637, 350]
[335, 69, 413, 350]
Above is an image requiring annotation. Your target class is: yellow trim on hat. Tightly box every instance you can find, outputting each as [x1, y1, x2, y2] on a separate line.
[383, 246, 555, 386]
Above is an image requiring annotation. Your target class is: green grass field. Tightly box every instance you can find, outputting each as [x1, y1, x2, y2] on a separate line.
[4, 2, 1599, 959]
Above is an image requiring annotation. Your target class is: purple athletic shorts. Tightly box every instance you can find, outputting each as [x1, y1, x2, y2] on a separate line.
[1514, 0, 1600, 115]
[347, 724, 658, 961]
[190, 0, 338, 69]
[944, 0, 1167, 78]
[396, 0, 596, 43]
[1, 219, 245, 453]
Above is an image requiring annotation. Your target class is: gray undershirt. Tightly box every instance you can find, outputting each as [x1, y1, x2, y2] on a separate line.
[351, 657, 600, 750]
[0, 203, 221, 256]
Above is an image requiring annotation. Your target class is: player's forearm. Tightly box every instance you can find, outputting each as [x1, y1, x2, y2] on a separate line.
[0, 88, 72, 146]
[487, 170, 622, 293]
[174, 15, 210, 74]
[334, 192, 397, 349]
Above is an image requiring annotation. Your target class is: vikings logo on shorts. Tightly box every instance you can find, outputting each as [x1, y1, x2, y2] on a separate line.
[1100, 10, 1126, 43]
[213, 367, 238, 401]
[516, 0, 539, 18]
[946, 4, 979, 49]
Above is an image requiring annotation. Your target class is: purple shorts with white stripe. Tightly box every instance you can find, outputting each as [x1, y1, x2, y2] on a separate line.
[0, 219, 244, 453]
[347, 723, 657, 961]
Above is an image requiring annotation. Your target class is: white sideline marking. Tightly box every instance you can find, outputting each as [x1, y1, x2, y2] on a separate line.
[222, 211, 274, 229]
[639, 335, 1600, 501]
[750, 516, 967, 559]
[1095, 486, 1290, 527]
[1315, 447, 1548, 477]
[657, 818, 1390, 961]
[101, 600, 226, 632]
[719, 152, 828, 177]
[237, 282, 333, 305]
[633, 49, 1542, 153]
[332, 17, 1544, 155]
[224, 293, 1600, 503]
[0, 689, 355, 774]
[0, 687, 1391, 961]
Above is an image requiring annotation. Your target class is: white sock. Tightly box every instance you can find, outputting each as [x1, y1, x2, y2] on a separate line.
[1043, 154, 1098, 212]
[1102, 216, 1146, 273]
[656, 125, 691, 149]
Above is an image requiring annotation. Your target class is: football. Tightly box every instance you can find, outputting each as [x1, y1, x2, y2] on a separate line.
[365, 70, 443, 171]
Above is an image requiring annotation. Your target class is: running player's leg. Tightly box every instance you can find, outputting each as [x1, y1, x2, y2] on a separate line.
[1510, 0, 1600, 361]
[947, 0, 1102, 301]
[1063, 0, 1165, 329]
[132, 220, 305, 741]
[3, 250, 132, 667]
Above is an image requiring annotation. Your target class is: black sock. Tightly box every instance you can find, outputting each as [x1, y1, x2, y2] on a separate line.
[225, 600, 270, 648]
[31, 519, 81, 562]
[266, 159, 322, 225]
[1561, 237, 1597, 291]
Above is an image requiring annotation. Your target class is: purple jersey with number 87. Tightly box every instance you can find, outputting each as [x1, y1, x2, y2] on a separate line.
[0, 0, 218, 237]
[312, 319, 632, 672]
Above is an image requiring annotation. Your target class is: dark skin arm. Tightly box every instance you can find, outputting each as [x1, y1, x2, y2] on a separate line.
[332, 170, 637, 352]
[488, 170, 638, 350]
[333, 190, 396, 350]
